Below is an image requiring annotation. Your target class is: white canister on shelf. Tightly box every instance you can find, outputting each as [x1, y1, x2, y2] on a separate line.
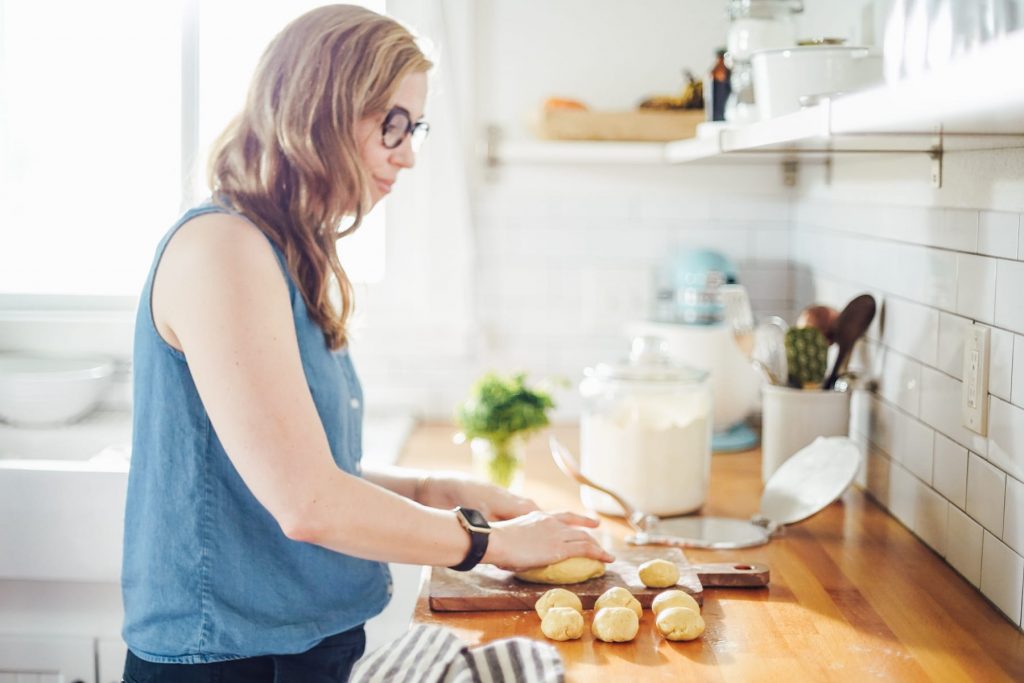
[579, 337, 712, 517]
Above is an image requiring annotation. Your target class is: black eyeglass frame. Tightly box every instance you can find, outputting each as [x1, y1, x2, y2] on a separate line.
[381, 106, 429, 150]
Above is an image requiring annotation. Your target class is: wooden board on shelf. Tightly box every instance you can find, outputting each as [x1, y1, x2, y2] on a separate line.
[535, 108, 705, 142]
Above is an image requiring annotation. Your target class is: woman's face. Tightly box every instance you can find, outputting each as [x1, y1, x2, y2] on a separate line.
[356, 70, 428, 209]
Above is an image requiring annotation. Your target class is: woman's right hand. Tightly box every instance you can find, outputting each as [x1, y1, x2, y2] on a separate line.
[482, 511, 615, 572]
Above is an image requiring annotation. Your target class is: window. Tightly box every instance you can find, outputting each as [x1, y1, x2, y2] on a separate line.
[0, 0, 385, 301]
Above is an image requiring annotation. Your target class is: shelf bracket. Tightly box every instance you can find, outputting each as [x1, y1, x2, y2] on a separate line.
[930, 130, 944, 188]
[782, 159, 798, 187]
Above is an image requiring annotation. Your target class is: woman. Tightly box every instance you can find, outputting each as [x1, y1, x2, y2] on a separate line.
[121, 5, 612, 682]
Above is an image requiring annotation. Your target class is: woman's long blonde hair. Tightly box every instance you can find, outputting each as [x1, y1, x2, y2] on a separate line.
[208, 4, 431, 349]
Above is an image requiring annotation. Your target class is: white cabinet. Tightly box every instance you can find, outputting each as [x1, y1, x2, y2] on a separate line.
[0, 635, 94, 683]
[0, 581, 125, 683]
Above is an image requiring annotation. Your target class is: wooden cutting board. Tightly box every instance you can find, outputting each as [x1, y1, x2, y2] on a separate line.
[428, 546, 768, 612]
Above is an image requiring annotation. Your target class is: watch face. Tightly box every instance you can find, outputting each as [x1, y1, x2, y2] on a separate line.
[461, 507, 489, 528]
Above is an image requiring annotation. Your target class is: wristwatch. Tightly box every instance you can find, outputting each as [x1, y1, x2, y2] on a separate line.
[449, 506, 492, 572]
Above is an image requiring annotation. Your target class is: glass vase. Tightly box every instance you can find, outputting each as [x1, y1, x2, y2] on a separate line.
[470, 437, 525, 491]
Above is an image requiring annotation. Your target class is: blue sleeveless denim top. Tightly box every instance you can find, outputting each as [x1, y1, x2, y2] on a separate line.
[122, 201, 391, 663]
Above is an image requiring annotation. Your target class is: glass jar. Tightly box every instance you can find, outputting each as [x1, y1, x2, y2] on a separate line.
[470, 436, 526, 491]
[578, 337, 713, 517]
[725, 0, 803, 122]
[726, 0, 804, 61]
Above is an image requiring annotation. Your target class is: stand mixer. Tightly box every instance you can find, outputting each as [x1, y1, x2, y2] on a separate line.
[629, 249, 780, 452]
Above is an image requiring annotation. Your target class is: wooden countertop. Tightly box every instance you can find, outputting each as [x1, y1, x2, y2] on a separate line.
[401, 422, 1024, 682]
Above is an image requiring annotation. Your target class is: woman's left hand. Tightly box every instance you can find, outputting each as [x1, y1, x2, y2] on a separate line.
[416, 473, 540, 520]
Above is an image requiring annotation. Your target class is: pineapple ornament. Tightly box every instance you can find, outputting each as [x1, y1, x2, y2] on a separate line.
[784, 327, 829, 388]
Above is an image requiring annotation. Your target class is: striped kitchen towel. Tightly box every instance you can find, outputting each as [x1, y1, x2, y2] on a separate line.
[350, 623, 565, 683]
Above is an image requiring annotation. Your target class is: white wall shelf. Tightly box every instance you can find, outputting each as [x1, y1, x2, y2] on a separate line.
[492, 31, 1024, 179]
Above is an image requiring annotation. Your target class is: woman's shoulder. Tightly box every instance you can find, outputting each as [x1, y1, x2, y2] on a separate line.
[162, 210, 284, 285]
[153, 209, 291, 340]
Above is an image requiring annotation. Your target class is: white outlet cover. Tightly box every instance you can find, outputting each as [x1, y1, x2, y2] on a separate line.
[962, 324, 990, 436]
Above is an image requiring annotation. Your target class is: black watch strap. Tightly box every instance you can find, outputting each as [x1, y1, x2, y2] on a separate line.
[449, 506, 491, 572]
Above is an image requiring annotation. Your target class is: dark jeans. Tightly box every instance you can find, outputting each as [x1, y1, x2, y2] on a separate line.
[122, 626, 366, 683]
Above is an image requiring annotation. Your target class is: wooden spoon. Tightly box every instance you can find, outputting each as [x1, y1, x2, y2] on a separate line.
[821, 294, 876, 390]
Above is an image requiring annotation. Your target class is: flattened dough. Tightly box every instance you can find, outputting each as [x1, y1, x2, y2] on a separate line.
[515, 557, 606, 585]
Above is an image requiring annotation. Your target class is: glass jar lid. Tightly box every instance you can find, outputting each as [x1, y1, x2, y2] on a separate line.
[585, 336, 708, 384]
[728, 0, 804, 20]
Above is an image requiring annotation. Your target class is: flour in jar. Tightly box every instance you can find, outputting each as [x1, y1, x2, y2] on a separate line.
[580, 391, 711, 517]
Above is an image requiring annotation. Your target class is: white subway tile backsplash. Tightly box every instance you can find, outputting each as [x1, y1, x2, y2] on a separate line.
[995, 259, 1024, 334]
[966, 452, 1007, 536]
[670, 227, 752, 263]
[788, 198, 1023, 632]
[889, 462, 918, 529]
[937, 312, 968, 378]
[920, 366, 989, 455]
[879, 349, 921, 417]
[752, 228, 792, 261]
[1004, 476, 1024, 557]
[947, 504, 984, 586]
[633, 197, 714, 223]
[956, 254, 997, 324]
[939, 209, 981, 253]
[915, 485, 949, 556]
[865, 444, 892, 508]
[1019, 217, 1024, 260]
[980, 532, 1024, 626]
[988, 397, 1024, 482]
[913, 245, 959, 312]
[978, 211, 1020, 259]
[881, 297, 938, 368]
[711, 196, 789, 222]
[1014, 335, 1024, 409]
[868, 394, 897, 456]
[989, 326, 1014, 402]
[735, 265, 793, 304]
[553, 196, 632, 222]
[895, 413, 934, 484]
[933, 433, 968, 509]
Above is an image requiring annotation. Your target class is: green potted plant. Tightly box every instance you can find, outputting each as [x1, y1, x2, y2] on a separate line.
[454, 372, 555, 489]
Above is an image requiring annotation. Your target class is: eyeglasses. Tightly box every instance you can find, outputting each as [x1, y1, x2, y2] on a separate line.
[381, 106, 429, 150]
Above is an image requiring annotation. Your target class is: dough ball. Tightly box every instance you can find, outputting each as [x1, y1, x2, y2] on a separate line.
[515, 557, 606, 585]
[592, 606, 640, 643]
[540, 607, 585, 641]
[593, 586, 642, 619]
[534, 588, 583, 619]
[638, 559, 680, 588]
[656, 606, 705, 641]
[652, 589, 700, 616]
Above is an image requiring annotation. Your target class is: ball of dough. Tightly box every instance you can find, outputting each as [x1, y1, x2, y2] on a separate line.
[652, 589, 700, 616]
[534, 588, 583, 619]
[592, 606, 640, 643]
[638, 559, 680, 588]
[656, 606, 705, 641]
[515, 557, 606, 585]
[593, 586, 642, 619]
[540, 607, 585, 641]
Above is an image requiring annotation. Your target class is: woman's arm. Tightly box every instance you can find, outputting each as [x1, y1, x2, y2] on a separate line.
[362, 466, 540, 520]
[153, 214, 612, 570]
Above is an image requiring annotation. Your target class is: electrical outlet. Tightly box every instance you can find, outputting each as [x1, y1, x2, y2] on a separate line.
[961, 324, 990, 436]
